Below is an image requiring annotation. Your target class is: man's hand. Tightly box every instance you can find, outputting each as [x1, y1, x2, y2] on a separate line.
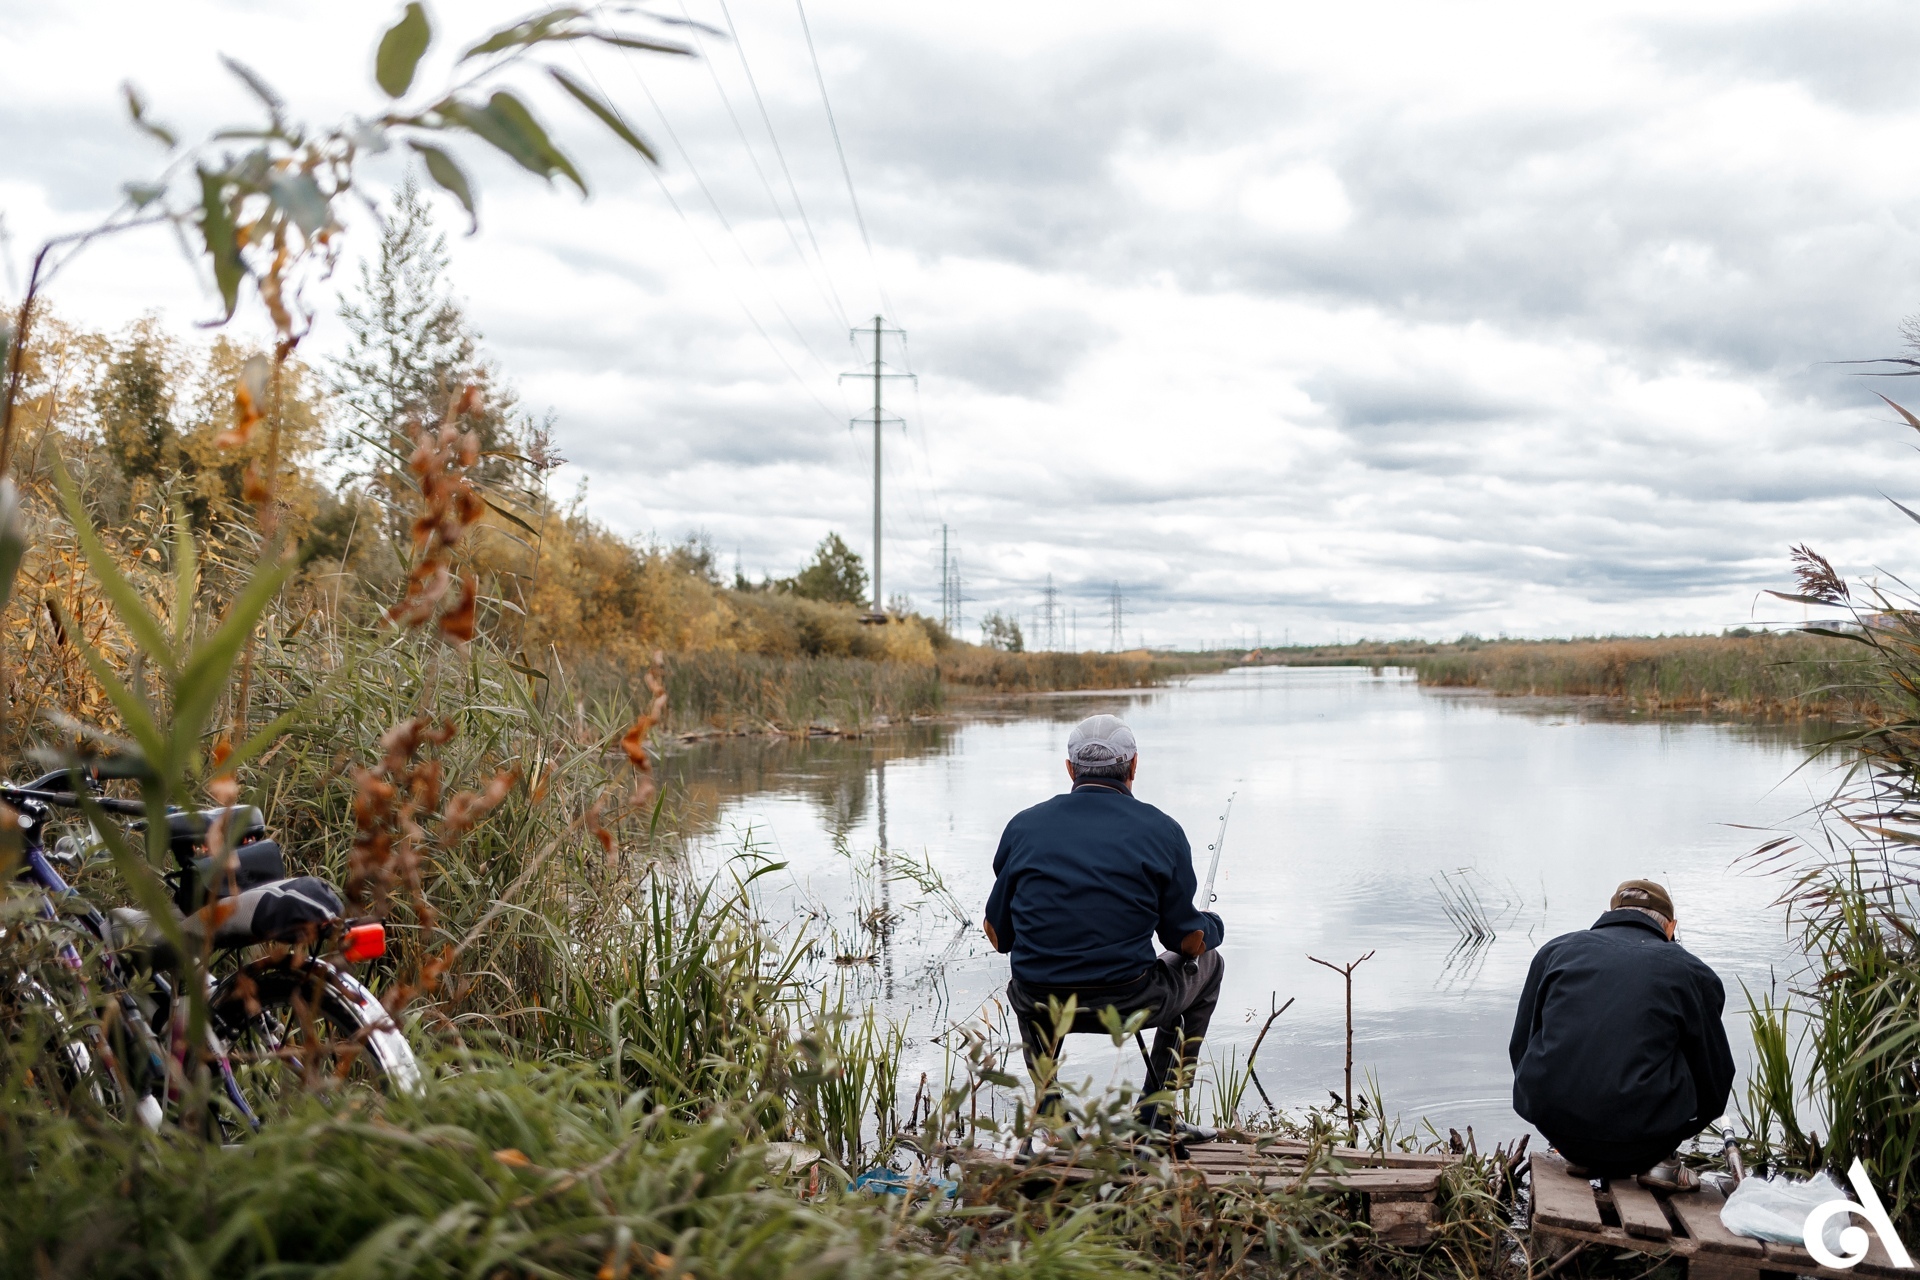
[1180, 929, 1206, 958]
[984, 918, 1000, 949]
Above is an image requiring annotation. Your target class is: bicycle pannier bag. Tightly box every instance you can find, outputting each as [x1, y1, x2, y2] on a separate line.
[207, 876, 344, 947]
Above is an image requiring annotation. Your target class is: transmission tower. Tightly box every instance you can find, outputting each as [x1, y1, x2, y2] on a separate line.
[838, 316, 913, 618]
[1108, 583, 1124, 651]
[940, 524, 962, 633]
[1038, 575, 1060, 650]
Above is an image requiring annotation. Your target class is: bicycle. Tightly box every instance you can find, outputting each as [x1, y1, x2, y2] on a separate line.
[3, 768, 420, 1133]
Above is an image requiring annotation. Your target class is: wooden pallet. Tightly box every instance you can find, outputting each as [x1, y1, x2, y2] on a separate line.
[1529, 1152, 1909, 1280]
[943, 1139, 1455, 1247]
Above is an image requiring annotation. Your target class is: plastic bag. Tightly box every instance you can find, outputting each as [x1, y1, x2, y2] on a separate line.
[1721, 1172, 1849, 1251]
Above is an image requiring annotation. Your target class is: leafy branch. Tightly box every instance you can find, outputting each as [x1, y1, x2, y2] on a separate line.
[0, 2, 689, 477]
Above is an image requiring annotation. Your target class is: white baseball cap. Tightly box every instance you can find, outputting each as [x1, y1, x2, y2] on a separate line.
[1066, 714, 1138, 767]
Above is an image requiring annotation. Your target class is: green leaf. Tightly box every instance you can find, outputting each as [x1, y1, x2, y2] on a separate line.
[121, 82, 177, 148]
[122, 181, 166, 209]
[1765, 590, 1846, 608]
[461, 7, 587, 60]
[548, 67, 657, 163]
[169, 551, 295, 771]
[51, 451, 176, 672]
[220, 55, 285, 127]
[406, 141, 477, 230]
[590, 33, 695, 56]
[438, 92, 587, 195]
[225, 702, 308, 774]
[482, 494, 540, 537]
[267, 172, 329, 236]
[196, 167, 246, 321]
[0, 479, 23, 618]
[83, 791, 189, 958]
[170, 500, 197, 651]
[376, 2, 433, 98]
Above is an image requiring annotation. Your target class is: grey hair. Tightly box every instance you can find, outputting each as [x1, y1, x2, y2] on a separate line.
[1626, 905, 1672, 930]
[1071, 760, 1132, 781]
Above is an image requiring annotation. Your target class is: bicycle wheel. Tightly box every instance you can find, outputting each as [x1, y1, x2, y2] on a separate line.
[8, 968, 172, 1127]
[209, 957, 421, 1111]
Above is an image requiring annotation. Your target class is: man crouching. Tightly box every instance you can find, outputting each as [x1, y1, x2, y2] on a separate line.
[983, 713, 1225, 1140]
[1509, 880, 1735, 1189]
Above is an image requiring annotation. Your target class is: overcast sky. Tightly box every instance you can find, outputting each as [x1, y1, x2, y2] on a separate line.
[8, 0, 1920, 646]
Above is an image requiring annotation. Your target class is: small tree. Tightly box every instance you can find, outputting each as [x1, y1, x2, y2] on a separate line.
[981, 610, 1024, 652]
[329, 177, 528, 536]
[784, 533, 867, 605]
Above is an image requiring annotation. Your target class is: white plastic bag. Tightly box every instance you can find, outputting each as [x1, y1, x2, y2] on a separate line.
[1721, 1172, 1849, 1251]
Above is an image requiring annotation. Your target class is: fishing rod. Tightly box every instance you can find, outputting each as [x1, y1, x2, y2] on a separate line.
[1200, 792, 1235, 908]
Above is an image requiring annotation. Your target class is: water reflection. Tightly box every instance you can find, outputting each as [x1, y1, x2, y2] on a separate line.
[672, 666, 1832, 1142]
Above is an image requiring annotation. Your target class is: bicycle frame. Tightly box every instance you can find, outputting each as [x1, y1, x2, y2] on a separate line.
[4, 775, 260, 1130]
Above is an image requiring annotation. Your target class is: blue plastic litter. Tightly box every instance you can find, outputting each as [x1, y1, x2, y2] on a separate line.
[851, 1167, 959, 1200]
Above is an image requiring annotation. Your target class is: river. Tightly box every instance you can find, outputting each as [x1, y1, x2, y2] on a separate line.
[668, 664, 1827, 1146]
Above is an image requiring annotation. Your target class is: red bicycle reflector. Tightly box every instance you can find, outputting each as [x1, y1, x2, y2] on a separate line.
[343, 922, 386, 962]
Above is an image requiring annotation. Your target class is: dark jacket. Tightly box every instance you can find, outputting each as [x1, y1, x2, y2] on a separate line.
[1510, 910, 1736, 1149]
[985, 778, 1224, 988]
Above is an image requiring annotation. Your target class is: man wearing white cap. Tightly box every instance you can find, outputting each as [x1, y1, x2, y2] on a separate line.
[984, 713, 1226, 1138]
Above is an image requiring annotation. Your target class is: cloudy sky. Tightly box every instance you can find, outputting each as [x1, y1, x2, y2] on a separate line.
[9, 0, 1920, 646]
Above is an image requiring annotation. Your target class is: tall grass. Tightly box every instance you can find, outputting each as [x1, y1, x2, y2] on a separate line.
[1736, 541, 1920, 1232]
[1261, 632, 1875, 717]
[937, 649, 1187, 694]
[648, 650, 944, 734]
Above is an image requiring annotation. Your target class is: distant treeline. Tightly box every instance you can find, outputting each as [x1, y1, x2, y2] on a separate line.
[1250, 631, 1879, 717]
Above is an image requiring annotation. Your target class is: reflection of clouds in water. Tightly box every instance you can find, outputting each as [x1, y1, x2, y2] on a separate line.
[678, 667, 1820, 1141]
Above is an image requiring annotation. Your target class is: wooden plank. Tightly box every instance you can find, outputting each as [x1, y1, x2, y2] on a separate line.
[1182, 1166, 1443, 1197]
[1371, 1199, 1436, 1246]
[1665, 1186, 1762, 1258]
[1687, 1257, 1763, 1280]
[1608, 1179, 1674, 1239]
[1530, 1154, 1606, 1232]
[1185, 1141, 1451, 1169]
[1758, 1238, 1906, 1280]
[1194, 1167, 1441, 1194]
[1314, 1168, 1442, 1194]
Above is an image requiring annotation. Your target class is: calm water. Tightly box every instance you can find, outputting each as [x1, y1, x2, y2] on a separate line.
[670, 665, 1828, 1144]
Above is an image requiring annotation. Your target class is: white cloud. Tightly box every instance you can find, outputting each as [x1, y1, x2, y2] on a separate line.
[4, 0, 1920, 644]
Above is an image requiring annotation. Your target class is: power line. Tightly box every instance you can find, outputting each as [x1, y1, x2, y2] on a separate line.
[577, 48, 846, 431]
[619, 48, 848, 391]
[794, 0, 898, 324]
[714, 0, 851, 331]
[683, 0, 850, 336]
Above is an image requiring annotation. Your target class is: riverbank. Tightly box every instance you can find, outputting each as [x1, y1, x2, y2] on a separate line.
[1244, 632, 1878, 718]
[564, 647, 1227, 736]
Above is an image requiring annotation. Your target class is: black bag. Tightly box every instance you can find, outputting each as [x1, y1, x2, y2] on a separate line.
[185, 841, 288, 910]
[206, 876, 344, 947]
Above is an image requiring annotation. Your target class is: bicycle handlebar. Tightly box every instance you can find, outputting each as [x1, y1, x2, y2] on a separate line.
[1, 787, 151, 816]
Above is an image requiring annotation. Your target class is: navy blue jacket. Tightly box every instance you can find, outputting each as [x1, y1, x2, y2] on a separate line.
[985, 778, 1225, 988]
[1510, 910, 1735, 1148]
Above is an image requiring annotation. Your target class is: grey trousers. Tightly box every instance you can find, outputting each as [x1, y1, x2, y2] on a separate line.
[1007, 950, 1225, 1115]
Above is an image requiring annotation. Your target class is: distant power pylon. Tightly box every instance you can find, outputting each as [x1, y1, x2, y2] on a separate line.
[1038, 575, 1060, 650]
[1108, 584, 1125, 651]
[838, 316, 913, 617]
[939, 525, 961, 633]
